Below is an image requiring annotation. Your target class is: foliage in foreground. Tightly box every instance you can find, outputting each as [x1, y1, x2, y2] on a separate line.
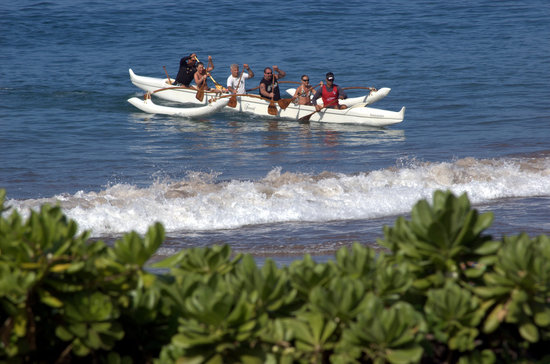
[1, 188, 549, 363]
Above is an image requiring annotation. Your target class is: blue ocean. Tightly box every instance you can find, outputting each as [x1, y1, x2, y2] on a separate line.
[2, 0, 549, 263]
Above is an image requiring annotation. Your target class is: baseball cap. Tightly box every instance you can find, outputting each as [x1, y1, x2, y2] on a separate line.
[326, 72, 335, 80]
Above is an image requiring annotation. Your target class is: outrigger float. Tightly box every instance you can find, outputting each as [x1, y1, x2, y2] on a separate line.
[128, 93, 229, 117]
[128, 69, 405, 126]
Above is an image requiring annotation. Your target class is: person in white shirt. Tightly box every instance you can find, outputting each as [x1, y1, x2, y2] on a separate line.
[226, 64, 254, 94]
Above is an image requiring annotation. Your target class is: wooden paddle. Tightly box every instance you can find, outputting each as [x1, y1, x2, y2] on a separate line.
[277, 98, 293, 109]
[162, 66, 173, 85]
[228, 69, 245, 108]
[341, 86, 377, 91]
[218, 93, 269, 101]
[298, 99, 338, 123]
[267, 76, 278, 115]
[196, 83, 206, 101]
[152, 85, 191, 94]
[246, 85, 260, 92]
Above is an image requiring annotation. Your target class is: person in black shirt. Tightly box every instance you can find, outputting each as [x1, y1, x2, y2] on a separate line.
[174, 53, 198, 86]
[259, 66, 286, 101]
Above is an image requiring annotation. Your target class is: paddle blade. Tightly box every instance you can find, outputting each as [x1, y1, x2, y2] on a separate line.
[299, 100, 335, 122]
[268, 101, 278, 115]
[196, 87, 205, 101]
[298, 112, 313, 123]
[227, 95, 237, 108]
[277, 98, 292, 110]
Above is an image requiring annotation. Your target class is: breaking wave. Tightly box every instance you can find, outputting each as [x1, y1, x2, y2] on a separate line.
[6, 155, 550, 237]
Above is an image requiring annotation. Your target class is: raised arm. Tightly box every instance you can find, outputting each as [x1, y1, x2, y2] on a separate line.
[273, 65, 286, 79]
[207, 55, 214, 72]
[244, 64, 254, 79]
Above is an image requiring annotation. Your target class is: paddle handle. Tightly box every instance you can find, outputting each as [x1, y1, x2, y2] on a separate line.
[299, 99, 338, 122]
[235, 69, 245, 92]
[162, 66, 172, 85]
[218, 93, 274, 103]
[341, 86, 377, 91]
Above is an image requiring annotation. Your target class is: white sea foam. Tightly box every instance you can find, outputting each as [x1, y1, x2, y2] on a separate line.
[6, 156, 550, 237]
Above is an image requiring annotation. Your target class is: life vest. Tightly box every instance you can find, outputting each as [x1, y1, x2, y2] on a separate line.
[321, 85, 339, 107]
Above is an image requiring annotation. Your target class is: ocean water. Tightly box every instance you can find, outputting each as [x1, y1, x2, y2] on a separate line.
[2, 0, 550, 263]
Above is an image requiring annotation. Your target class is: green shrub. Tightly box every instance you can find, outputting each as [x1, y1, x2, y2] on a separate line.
[1, 188, 550, 363]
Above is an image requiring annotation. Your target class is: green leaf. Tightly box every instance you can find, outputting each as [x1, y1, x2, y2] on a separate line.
[13, 314, 27, 337]
[473, 212, 494, 236]
[86, 327, 102, 349]
[519, 322, 539, 343]
[474, 286, 512, 298]
[473, 240, 500, 255]
[483, 303, 505, 334]
[534, 309, 550, 327]
[464, 267, 485, 278]
[110, 223, 164, 267]
[55, 325, 74, 341]
[151, 250, 186, 269]
[386, 346, 423, 364]
[38, 289, 64, 308]
[40, 294, 64, 308]
[50, 263, 73, 273]
[239, 354, 264, 364]
[70, 323, 88, 338]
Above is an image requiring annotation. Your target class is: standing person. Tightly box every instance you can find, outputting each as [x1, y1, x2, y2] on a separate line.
[311, 72, 348, 110]
[194, 57, 221, 93]
[227, 64, 254, 94]
[174, 52, 200, 87]
[292, 74, 316, 105]
[259, 66, 286, 101]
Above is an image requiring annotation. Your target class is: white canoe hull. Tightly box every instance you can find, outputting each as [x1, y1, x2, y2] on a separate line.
[284, 87, 390, 107]
[128, 96, 229, 117]
[228, 95, 405, 126]
[129, 69, 405, 126]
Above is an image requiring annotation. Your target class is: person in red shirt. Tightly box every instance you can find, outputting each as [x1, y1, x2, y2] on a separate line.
[311, 72, 348, 111]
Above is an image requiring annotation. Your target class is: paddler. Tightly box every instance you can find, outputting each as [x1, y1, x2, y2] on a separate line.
[311, 72, 348, 110]
[194, 57, 222, 94]
[259, 66, 286, 101]
[291, 74, 317, 105]
[174, 52, 200, 87]
[227, 63, 254, 94]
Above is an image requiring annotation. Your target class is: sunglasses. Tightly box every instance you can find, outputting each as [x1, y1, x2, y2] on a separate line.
[302, 79, 309, 82]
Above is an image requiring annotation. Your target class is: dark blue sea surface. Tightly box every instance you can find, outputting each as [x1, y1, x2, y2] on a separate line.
[2, 0, 550, 261]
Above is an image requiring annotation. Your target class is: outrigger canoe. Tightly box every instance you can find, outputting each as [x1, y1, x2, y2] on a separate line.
[129, 69, 405, 126]
[129, 69, 390, 107]
[128, 94, 229, 117]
